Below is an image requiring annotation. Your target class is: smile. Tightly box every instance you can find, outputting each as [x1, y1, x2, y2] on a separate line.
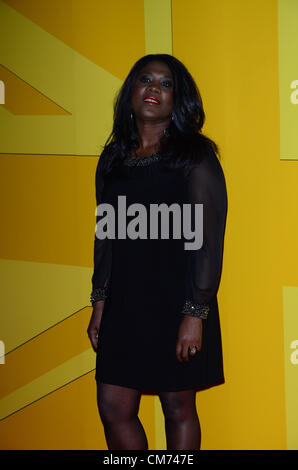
[143, 96, 160, 105]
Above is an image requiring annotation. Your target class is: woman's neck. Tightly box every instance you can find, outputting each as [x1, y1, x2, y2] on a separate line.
[133, 118, 170, 157]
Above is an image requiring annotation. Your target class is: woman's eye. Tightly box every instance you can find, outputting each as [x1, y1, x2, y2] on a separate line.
[162, 80, 173, 88]
[138, 76, 173, 88]
[139, 75, 151, 83]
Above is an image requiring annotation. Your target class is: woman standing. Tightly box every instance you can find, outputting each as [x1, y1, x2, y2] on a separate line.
[87, 54, 228, 450]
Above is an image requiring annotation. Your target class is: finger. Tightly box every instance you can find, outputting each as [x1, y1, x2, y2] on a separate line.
[176, 341, 183, 363]
[88, 330, 98, 352]
[181, 342, 189, 362]
[189, 343, 201, 356]
[91, 336, 98, 352]
[196, 337, 202, 351]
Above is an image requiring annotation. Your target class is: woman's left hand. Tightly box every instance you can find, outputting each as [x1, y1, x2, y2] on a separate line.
[176, 316, 203, 363]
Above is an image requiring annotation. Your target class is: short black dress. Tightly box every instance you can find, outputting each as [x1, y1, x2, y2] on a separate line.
[90, 148, 228, 392]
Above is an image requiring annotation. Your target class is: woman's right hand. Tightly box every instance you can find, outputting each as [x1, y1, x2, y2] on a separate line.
[87, 301, 105, 352]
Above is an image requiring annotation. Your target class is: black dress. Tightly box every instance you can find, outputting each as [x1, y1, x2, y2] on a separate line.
[90, 148, 228, 392]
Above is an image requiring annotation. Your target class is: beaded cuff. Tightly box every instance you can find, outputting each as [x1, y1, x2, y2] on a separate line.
[182, 300, 210, 319]
[90, 286, 108, 304]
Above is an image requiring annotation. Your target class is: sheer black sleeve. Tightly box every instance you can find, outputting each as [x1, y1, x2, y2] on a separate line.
[90, 155, 112, 305]
[182, 150, 228, 319]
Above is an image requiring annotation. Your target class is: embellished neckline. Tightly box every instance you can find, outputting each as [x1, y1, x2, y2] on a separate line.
[123, 152, 161, 167]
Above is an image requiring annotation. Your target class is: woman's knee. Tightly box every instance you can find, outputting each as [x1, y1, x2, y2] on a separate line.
[97, 395, 123, 423]
[159, 390, 197, 422]
[97, 382, 140, 424]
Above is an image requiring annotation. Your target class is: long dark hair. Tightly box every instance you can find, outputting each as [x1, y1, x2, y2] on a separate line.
[99, 54, 219, 174]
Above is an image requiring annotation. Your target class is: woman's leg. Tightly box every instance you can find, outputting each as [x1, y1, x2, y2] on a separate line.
[97, 381, 148, 450]
[158, 389, 201, 450]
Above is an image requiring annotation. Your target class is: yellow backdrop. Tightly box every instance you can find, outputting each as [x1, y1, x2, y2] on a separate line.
[0, 0, 297, 450]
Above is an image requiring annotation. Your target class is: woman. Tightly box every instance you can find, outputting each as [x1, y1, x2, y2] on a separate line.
[87, 54, 228, 450]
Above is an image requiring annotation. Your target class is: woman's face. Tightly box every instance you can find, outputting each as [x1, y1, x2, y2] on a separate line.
[131, 60, 173, 123]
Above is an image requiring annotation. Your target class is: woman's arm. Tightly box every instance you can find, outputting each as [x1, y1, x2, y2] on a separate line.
[87, 153, 112, 351]
[90, 153, 112, 304]
[176, 150, 228, 362]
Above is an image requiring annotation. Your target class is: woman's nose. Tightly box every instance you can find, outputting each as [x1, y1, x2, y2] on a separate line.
[147, 82, 161, 93]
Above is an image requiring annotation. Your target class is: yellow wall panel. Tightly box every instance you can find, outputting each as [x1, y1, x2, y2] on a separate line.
[0, 0, 122, 155]
[0, 155, 97, 267]
[0, 64, 70, 115]
[3, 0, 145, 81]
[0, 372, 156, 449]
[172, 0, 286, 449]
[283, 287, 298, 449]
[0, 0, 159, 450]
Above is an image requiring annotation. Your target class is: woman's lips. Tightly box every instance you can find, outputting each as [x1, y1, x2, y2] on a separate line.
[143, 96, 160, 105]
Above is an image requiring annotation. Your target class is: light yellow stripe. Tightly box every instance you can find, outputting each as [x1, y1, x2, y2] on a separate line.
[0, 64, 70, 115]
[278, 0, 298, 159]
[283, 286, 298, 449]
[144, 0, 172, 55]
[0, 348, 95, 421]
